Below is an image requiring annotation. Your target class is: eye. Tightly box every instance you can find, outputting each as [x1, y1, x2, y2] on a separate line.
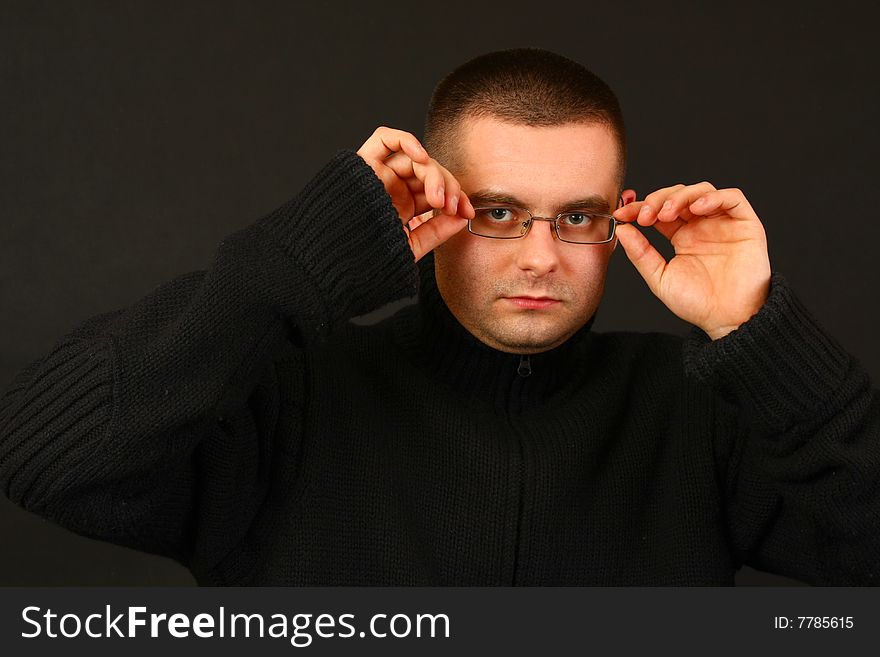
[479, 207, 517, 222]
[561, 212, 592, 226]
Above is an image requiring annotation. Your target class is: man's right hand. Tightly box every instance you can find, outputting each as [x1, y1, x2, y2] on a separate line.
[356, 127, 474, 262]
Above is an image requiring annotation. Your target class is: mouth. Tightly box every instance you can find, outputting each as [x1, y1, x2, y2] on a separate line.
[502, 296, 561, 310]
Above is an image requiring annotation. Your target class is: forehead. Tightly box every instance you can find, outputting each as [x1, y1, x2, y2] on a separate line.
[453, 117, 620, 207]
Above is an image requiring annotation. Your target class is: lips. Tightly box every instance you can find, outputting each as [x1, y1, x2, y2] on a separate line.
[503, 296, 560, 310]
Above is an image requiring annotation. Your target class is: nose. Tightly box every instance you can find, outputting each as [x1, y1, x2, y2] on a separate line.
[514, 218, 561, 278]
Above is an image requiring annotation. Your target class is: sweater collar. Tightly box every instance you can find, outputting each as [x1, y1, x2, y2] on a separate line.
[397, 253, 596, 414]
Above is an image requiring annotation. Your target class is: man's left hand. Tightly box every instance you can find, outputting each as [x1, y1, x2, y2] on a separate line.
[613, 182, 771, 340]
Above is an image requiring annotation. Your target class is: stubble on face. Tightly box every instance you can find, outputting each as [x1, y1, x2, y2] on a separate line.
[435, 251, 608, 353]
[432, 116, 621, 355]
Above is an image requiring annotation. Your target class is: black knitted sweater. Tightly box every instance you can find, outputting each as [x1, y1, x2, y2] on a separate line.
[2, 151, 878, 585]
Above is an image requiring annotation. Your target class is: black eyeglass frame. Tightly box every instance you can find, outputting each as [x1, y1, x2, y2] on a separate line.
[467, 199, 625, 245]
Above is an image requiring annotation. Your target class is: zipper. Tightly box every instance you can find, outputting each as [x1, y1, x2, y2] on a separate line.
[506, 355, 530, 584]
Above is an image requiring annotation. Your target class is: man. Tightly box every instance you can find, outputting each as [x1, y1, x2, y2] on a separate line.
[1, 49, 877, 585]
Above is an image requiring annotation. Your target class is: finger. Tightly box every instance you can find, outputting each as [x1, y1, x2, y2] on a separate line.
[426, 164, 448, 209]
[651, 217, 688, 242]
[439, 175, 475, 217]
[637, 203, 659, 226]
[655, 181, 717, 222]
[616, 199, 668, 227]
[614, 223, 668, 297]
[380, 170, 434, 215]
[357, 126, 429, 164]
[621, 182, 715, 226]
[613, 200, 648, 222]
[407, 209, 435, 232]
[387, 153, 474, 218]
[409, 213, 469, 262]
[383, 151, 417, 177]
[413, 159, 461, 214]
[385, 153, 447, 210]
[373, 161, 414, 222]
[627, 201, 678, 227]
[409, 190, 431, 217]
[384, 153, 443, 209]
[459, 191, 475, 218]
[384, 153, 427, 198]
[633, 184, 686, 226]
[687, 188, 755, 221]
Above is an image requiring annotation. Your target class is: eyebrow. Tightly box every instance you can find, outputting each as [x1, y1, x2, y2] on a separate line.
[467, 189, 612, 213]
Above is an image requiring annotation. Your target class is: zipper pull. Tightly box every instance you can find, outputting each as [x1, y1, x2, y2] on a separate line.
[517, 354, 532, 377]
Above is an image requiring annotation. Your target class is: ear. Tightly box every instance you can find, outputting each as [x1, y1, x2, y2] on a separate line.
[619, 188, 637, 206]
[611, 189, 637, 253]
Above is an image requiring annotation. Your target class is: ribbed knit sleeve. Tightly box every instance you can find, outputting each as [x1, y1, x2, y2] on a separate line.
[256, 150, 418, 334]
[683, 273, 880, 585]
[0, 150, 417, 571]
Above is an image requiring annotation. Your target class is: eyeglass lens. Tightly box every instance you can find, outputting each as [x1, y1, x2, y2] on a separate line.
[470, 207, 614, 243]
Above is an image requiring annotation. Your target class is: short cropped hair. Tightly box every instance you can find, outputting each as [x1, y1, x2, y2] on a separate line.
[423, 48, 627, 189]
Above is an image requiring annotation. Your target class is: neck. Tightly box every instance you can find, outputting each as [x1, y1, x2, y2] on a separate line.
[390, 253, 597, 415]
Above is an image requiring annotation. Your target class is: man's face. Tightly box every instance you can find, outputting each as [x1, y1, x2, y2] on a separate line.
[434, 116, 630, 354]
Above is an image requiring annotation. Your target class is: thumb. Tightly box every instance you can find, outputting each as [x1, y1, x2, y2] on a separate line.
[409, 213, 469, 262]
[615, 223, 667, 297]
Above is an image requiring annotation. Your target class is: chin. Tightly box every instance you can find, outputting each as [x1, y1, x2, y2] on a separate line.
[483, 323, 572, 354]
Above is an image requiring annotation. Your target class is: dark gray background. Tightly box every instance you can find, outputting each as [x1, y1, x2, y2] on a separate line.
[1, 0, 876, 585]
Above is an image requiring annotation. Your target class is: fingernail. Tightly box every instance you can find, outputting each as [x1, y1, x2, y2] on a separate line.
[438, 186, 445, 204]
[450, 195, 459, 211]
[662, 200, 672, 210]
[639, 205, 650, 216]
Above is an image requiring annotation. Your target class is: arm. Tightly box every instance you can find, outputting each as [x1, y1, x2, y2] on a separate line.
[615, 182, 879, 584]
[0, 143, 450, 573]
[683, 274, 880, 585]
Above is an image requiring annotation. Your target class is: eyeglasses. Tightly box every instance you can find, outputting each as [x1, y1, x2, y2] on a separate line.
[468, 206, 622, 244]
